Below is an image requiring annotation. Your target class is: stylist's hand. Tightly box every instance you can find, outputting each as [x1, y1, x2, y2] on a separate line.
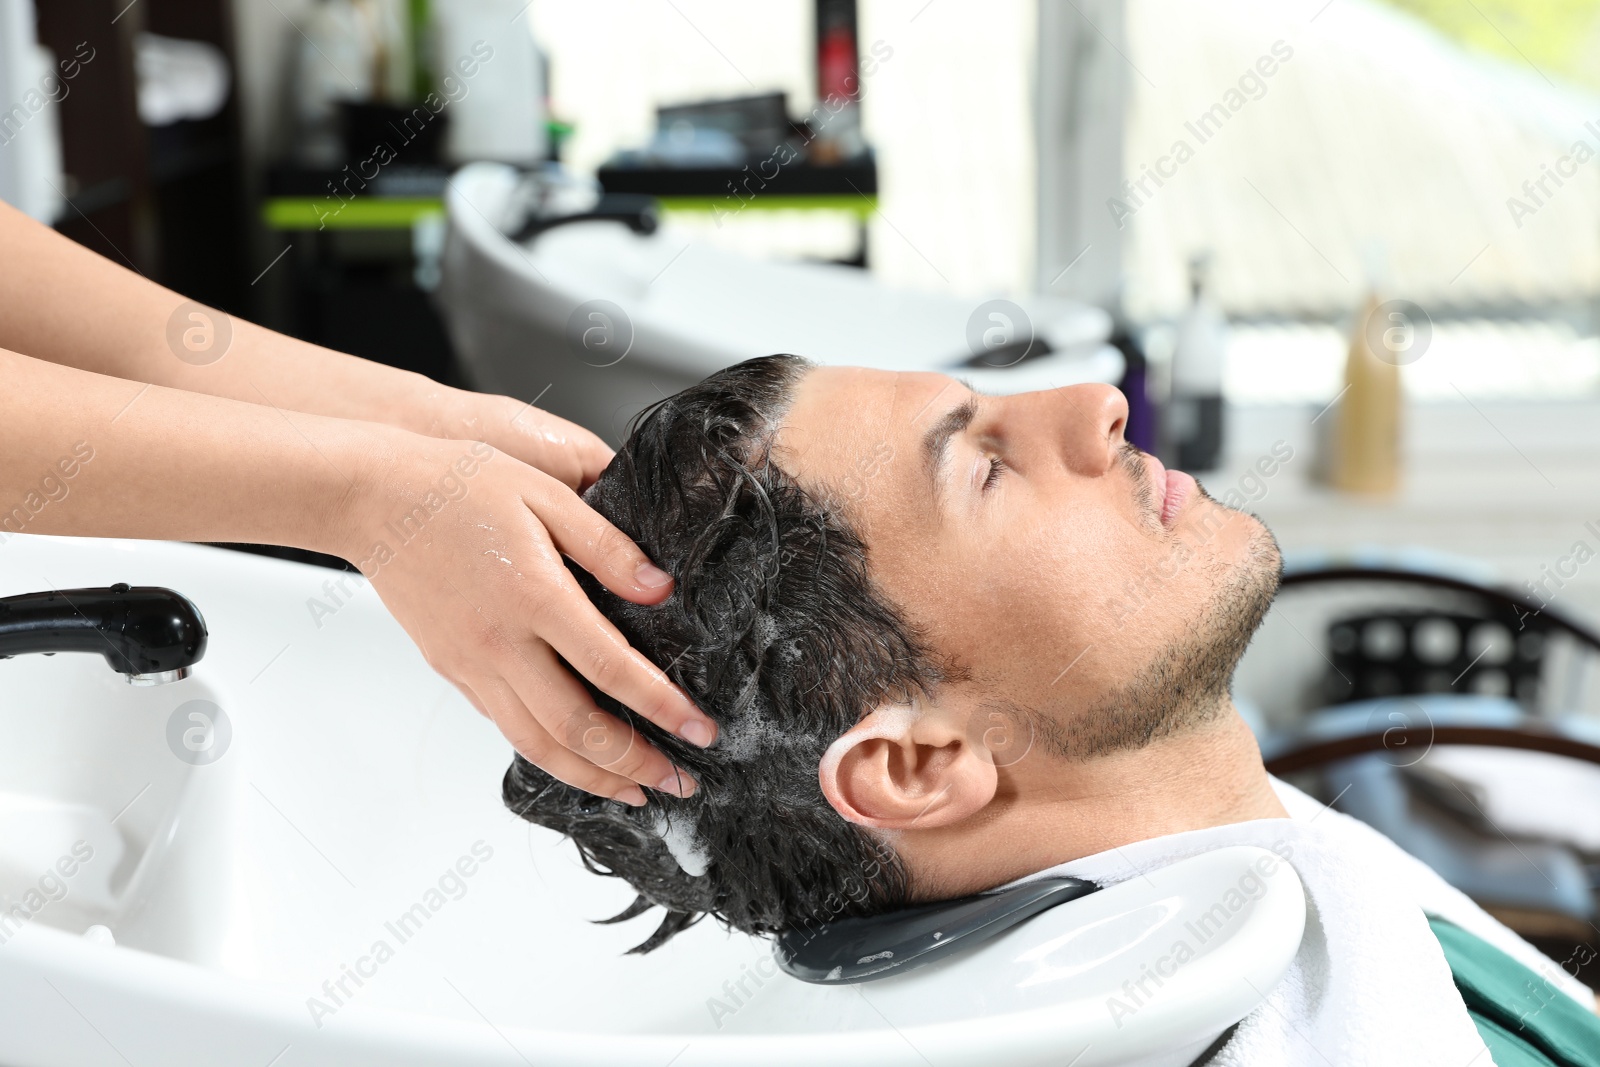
[339, 425, 715, 806]
[408, 385, 616, 491]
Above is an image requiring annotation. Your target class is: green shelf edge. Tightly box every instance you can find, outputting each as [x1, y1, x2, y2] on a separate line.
[655, 194, 877, 218]
[262, 198, 444, 231]
[262, 193, 878, 232]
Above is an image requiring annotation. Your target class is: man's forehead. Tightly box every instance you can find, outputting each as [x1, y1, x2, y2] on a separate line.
[775, 366, 957, 484]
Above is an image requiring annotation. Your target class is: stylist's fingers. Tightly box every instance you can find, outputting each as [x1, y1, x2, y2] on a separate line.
[502, 639, 696, 797]
[532, 481, 677, 605]
[518, 529, 717, 749]
[437, 575, 693, 795]
[467, 674, 652, 806]
[498, 402, 615, 490]
[565, 421, 616, 490]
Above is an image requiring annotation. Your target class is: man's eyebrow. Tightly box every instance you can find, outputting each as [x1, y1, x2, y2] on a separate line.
[922, 394, 979, 500]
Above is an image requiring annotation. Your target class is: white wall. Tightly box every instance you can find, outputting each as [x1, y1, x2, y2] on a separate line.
[856, 0, 1036, 298]
[0, 0, 65, 222]
[230, 0, 316, 165]
[1035, 0, 1125, 308]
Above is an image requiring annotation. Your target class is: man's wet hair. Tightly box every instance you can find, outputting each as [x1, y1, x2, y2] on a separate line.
[503, 354, 944, 952]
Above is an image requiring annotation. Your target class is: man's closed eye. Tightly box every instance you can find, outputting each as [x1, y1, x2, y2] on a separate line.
[983, 456, 1007, 492]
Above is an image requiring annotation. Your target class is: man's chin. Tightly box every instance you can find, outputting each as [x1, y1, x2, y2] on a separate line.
[1054, 515, 1282, 762]
[1185, 486, 1282, 584]
[1233, 516, 1284, 630]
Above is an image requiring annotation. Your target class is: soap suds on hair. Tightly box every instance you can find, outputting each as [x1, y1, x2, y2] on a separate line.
[651, 811, 711, 877]
[716, 686, 825, 763]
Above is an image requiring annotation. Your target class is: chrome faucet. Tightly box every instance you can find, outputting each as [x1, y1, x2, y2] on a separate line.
[0, 584, 208, 685]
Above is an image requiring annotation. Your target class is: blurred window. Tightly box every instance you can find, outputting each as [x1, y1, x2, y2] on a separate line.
[1121, 0, 1600, 402]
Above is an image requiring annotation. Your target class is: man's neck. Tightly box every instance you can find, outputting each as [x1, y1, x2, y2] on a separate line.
[902, 704, 1289, 899]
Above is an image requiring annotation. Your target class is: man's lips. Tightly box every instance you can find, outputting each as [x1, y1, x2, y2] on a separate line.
[1142, 452, 1194, 529]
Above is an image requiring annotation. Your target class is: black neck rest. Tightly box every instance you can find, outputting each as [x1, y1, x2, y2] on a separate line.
[774, 876, 1099, 984]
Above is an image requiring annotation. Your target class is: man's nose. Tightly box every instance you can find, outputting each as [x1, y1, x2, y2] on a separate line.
[1022, 383, 1129, 475]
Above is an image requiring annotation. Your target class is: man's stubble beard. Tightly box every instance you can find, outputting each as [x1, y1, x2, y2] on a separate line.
[1042, 504, 1283, 761]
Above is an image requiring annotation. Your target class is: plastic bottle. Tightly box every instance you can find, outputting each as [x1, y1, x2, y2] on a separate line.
[811, 0, 864, 163]
[1167, 253, 1227, 471]
[1330, 291, 1402, 494]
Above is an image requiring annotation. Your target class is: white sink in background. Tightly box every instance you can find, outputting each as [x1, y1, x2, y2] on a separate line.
[436, 163, 1125, 442]
[0, 535, 1300, 1067]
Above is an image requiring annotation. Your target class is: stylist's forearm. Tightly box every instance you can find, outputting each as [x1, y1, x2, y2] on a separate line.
[3, 346, 716, 799]
[0, 347, 372, 554]
[0, 200, 445, 433]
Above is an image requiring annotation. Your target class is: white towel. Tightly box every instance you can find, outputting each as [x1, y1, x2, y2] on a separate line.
[1002, 777, 1593, 1066]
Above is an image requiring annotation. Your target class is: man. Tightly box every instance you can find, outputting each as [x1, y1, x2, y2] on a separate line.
[504, 355, 1600, 1065]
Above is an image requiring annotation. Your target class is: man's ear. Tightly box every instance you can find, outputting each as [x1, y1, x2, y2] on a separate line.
[818, 700, 998, 830]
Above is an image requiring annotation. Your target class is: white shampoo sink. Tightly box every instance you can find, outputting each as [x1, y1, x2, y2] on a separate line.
[0, 535, 1301, 1066]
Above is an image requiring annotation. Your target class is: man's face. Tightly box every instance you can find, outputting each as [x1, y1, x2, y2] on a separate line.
[774, 367, 1281, 762]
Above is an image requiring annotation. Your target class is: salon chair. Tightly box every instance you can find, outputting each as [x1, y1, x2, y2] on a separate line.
[1254, 549, 1600, 989]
